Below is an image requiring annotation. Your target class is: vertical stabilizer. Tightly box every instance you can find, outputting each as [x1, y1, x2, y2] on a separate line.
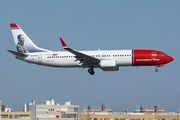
[10, 23, 51, 53]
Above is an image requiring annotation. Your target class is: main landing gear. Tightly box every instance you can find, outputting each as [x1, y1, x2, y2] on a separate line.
[88, 64, 95, 75]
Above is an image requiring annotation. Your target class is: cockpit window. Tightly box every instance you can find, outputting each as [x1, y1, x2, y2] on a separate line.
[160, 53, 167, 56]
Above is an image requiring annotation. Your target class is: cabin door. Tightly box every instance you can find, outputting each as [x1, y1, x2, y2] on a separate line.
[38, 54, 42, 62]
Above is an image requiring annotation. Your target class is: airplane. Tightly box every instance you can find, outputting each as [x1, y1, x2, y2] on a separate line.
[8, 23, 174, 75]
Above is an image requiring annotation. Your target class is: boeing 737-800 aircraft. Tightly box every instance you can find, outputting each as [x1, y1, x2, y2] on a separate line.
[8, 23, 174, 75]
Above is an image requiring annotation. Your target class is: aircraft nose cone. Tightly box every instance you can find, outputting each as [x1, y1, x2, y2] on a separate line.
[167, 56, 174, 63]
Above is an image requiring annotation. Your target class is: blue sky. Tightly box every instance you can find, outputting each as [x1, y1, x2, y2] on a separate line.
[0, 1, 180, 112]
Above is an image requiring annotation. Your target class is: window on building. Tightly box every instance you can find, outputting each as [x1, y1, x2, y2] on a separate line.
[2, 114, 8, 118]
[115, 118, 119, 120]
[37, 107, 48, 111]
[19, 115, 30, 118]
[14, 115, 19, 119]
[104, 118, 110, 120]
[49, 108, 55, 111]
[74, 107, 79, 112]
[61, 114, 68, 118]
[9, 115, 13, 119]
[61, 107, 79, 112]
[68, 108, 74, 111]
[37, 114, 48, 118]
[67, 114, 77, 118]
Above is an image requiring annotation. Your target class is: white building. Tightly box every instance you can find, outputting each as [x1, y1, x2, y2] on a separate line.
[25, 99, 79, 120]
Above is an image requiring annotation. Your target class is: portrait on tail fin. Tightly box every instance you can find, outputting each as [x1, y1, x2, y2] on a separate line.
[16, 34, 29, 53]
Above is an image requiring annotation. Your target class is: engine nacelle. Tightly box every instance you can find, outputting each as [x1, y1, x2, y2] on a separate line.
[100, 60, 119, 71]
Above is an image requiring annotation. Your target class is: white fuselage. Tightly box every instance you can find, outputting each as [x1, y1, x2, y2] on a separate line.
[9, 23, 174, 75]
[17, 50, 133, 68]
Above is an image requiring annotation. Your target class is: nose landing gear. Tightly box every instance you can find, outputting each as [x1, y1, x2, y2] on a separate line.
[88, 64, 95, 75]
[155, 64, 164, 72]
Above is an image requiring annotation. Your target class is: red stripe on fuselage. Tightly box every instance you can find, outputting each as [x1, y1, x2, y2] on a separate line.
[133, 50, 172, 66]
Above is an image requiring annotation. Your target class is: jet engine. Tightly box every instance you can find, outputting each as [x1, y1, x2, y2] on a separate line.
[100, 60, 119, 71]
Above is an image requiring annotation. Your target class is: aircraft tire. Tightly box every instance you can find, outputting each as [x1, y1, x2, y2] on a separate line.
[155, 69, 158, 72]
[88, 68, 95, 75]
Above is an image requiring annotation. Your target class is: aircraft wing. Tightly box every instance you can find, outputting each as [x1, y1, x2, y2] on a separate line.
[7, 50, 28, 57]
[60, 38, 100, 65]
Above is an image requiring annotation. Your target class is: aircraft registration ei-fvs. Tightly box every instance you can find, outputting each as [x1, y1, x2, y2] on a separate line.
[8, 23, 174, 75]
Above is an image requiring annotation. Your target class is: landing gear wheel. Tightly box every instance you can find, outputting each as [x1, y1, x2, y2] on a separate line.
[155, 69, 158, 72]
[88, 68, 95, 75]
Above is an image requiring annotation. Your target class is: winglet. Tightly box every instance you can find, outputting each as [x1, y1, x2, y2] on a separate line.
[60, 38, 68, 48]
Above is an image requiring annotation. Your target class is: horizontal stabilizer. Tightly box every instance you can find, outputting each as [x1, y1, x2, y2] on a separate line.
[7, 50, 28, 57]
